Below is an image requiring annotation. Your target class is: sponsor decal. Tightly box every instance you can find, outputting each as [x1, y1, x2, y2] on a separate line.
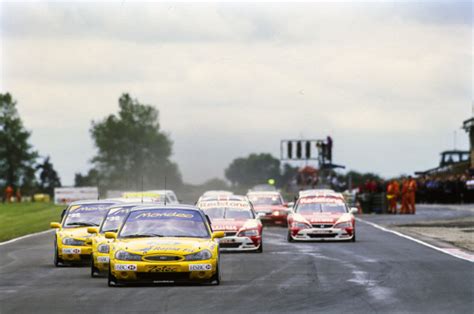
[129, 209, 200, 221]
[189, 264, 212, 271]
[136, 246, 194, 253]
[147, 265, 178, 272]
[97, 256, 110, 263]
[199, 201, 250, 210]
[62, 248, 81, 254]
[115, 264, 137, 271]
[212, 225, 238, 231]
[219, 239, 236, 244]
[69, 204, 113, 212]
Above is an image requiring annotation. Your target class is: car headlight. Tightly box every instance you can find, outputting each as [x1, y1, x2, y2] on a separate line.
[62, 238, 86, 246]
[272, 211, 280, 216]
[115, 250, 142, 261]
[238, 229, 259, 237]
[97, 244, 110, 253]
[185, 249, 212, 261]
[291, 222, 311, 229]
[334, 221, 352, 229]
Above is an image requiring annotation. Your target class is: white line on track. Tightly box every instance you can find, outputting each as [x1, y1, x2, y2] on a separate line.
[357, 218, 474, 263]
[0, 229, 54, 246]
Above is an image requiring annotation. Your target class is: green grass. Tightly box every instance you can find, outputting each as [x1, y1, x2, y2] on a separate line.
[0, 202, 64, 242]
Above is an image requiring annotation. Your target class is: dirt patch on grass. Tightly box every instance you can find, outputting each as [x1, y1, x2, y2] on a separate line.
[392, 217, 474, 252]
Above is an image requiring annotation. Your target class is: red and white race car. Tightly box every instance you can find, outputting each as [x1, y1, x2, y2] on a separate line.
[246, 191, 290, 226]
[197, 196, 263, 252]
[287, 191, 358, 242]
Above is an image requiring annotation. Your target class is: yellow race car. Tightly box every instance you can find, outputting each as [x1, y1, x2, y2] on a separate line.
[87, 203, 153, 277]
[106, 204, 224, 286]
[50, 200, 120, 266]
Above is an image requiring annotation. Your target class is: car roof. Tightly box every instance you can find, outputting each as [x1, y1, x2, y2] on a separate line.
[107, 202, 156, 209]
[68, 199, 121, 206]
[202, 190, 233, 196]
[200, 195, 248, 202]
[129, 204, 201, 213]
[299, 189, 336, 197]
[147, 190, 176, 195]
[299, 191, 344, 200]
[247, 191, 281, 196]
[106, 197, 164, 203]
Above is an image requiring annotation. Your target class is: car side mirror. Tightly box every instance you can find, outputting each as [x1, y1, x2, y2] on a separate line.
[105, 232, 117, 239]
[350, 207, 358, 215]
[212, 231, 225, 240]
[50, 222, 61, 229]
[87, 227, 99, 234]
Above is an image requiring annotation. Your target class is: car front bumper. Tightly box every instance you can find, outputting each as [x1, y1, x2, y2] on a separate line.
[290, 228, 354, 241]
[110, 259, 218, 283]
[218, 236, 262, 251]
[58, 244, 92, 262]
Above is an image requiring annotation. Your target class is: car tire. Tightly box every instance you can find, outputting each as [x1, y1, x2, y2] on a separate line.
[256, 242, 263, 253]
[91, 255, 100, 278]
[108, 268, 119, 287]
[287, 231, 294, 242]
[210, 264, 221, 285]
[54, 239, 63, 267]
[351, 232, 356, 242]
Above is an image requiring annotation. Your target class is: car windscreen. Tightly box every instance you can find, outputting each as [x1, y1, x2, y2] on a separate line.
[248, 195, 282, 206]
[100, 207, 132, 233]
[201, 207, 253, 219]
[296, 202, 347, 214]
[199, 200, 254, 219]
[119, 209, 210, 238]
[63, 203, 115, 228]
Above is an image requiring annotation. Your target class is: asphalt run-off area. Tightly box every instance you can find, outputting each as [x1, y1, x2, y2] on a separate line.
[1, 205, 473, 314]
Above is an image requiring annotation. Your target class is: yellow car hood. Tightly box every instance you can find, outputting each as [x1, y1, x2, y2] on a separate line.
[58, 227, 94, 240]
[114, 237, 215, 255]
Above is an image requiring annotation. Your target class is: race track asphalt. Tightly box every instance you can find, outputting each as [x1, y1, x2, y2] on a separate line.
[1, 219, 473, 314]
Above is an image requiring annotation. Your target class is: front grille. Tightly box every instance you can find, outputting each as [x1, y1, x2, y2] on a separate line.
[311, 224, 333, 229]
[136, 272, 190, 281]
[220, 242, 241, 248]
[144, 255, 182, 262]
[224, 232, 237, 237]
[308, 233, 337, 238]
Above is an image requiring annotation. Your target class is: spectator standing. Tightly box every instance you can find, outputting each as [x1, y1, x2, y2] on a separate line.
[407, 176, 417, 214]
[387, 180, 399, 214]
[4, 185, 13, 203]
[16, 188, 22, 203]
[400, 178, 409, 214]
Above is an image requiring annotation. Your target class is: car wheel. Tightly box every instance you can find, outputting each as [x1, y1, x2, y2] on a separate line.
[209, 254, 221, 285]
[256, 242, 263, 253]
[210, 264, 221, 285]
[54, 239, 63, 267]
[107, 267, 119, 287]
[91, 255, 100, 278]
[351, 232, 356, 242]
[287, 231, 294, 242]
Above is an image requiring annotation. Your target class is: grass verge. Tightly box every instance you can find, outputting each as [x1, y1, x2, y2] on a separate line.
[0, 202, 64, 242]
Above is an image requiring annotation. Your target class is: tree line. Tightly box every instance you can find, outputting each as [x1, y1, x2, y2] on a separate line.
[0, 93, 61, 197]
[1, 91, 382, 199]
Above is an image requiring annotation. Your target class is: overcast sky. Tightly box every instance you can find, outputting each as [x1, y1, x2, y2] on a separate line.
[1, 1, 472, 185]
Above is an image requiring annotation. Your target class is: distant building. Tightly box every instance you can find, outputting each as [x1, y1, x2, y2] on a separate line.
[415, 116, 472, 177]
[462, 117, 474, 169]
